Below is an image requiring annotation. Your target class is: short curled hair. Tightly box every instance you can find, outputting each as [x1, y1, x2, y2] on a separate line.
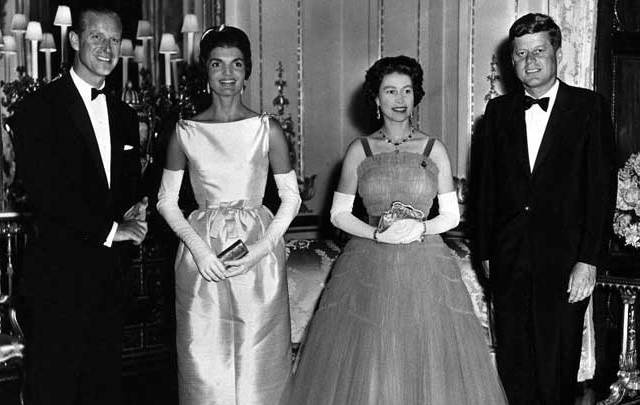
[509, 13, 562, 51]
[72, 7, 122, 36]
[363, 55, 425, 107]
[199, 25, 252, 80]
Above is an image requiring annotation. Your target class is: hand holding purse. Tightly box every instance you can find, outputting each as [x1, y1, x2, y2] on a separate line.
[377, 201, 425, 233]
[217, 240, 249, 265]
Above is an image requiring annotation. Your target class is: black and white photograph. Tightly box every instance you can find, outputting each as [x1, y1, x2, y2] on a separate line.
[0, 0, 638, 404]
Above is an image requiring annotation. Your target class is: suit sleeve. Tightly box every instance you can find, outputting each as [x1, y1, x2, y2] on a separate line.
[12, 94, 115, 245]
[577, 93, 615, 266]
[473, 99, 497, 260]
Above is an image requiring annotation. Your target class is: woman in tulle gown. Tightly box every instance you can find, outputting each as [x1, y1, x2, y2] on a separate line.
[157, 25, 301, 405]
[285, 56, 508, 404]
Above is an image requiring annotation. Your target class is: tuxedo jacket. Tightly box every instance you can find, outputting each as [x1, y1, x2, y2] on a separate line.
[12, 73, 140, 302]
[475, 80, 615, 301]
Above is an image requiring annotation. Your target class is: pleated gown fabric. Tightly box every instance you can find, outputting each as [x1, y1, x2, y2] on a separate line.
[174, 115, 292, 405]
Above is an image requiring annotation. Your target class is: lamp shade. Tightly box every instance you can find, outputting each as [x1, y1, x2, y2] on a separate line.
[158, 33, 177, 54]
[39, 33, 56, 52]
[171, 45, 183, 61]
[181, 14, 200, 33]
[53, 5, 72, 27]
[25, 21, 43, 41]
[133, 45, 145, 64]
[2, 36, 17, 53]
[136, 20, 153, 39]
[120, 39, 134, 58]
[11, 14, 28, 33]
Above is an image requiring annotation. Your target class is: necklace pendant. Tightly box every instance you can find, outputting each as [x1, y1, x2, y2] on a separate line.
[394, 148, 400, 154]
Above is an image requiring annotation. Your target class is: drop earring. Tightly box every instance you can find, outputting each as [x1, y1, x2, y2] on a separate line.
[376, 106, 381, 120]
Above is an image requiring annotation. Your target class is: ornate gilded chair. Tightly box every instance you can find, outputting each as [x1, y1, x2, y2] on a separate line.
[0, 213, 26, 405]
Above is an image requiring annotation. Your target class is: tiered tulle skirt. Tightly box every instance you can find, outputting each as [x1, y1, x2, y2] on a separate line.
[286, 235, 507, 405]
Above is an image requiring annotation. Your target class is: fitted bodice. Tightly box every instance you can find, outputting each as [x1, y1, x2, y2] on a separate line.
[357, 144, 439, 218]
[176, 115, 270, 207]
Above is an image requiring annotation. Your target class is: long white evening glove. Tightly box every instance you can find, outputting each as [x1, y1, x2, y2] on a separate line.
[391, 191, 461, 244]
[330, 191, 377, 239]
[225, 170, 301, 274]
[157, 169, 226, 281]
[423, 191, 460, 235]
[331, 191, 419, 243]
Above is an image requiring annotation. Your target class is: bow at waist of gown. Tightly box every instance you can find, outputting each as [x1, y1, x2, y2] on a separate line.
[193, 198, 264, 241]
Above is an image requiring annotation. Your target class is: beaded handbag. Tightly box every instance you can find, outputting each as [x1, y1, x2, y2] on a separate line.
[376, 201, 425, 232]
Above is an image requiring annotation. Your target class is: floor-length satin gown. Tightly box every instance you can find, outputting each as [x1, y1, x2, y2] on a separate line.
[286, 138, 507, 404]
[173, 115, 291, 405]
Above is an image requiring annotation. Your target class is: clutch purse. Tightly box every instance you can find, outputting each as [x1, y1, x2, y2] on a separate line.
[217, 239, 249, 263]
[377, 201, 425, 232]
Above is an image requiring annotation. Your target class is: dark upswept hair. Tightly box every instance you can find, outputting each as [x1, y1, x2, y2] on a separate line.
[363, 55, 425, 107]
[509, 13, 562, 51]
[199, 25, 252, 80]
[72, 7, 122, 36]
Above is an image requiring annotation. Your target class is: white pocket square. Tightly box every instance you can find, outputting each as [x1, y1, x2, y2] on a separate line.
[124, 144, 134, 151]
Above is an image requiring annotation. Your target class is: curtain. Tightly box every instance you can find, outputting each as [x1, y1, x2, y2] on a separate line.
[550, 0, 598, 90]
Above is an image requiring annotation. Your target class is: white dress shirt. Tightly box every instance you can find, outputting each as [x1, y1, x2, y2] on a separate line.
[525, 79, 559, 172]
[70, 68, 118, 246]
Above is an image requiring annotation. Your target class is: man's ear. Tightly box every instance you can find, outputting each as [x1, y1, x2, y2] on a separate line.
[556, 47, 563, 64]
[69, 30, 80, 52]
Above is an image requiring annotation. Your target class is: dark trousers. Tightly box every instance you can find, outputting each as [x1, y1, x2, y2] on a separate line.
[22, 245, 124, 405]
[24, 295, 123, 405]
[493, 269, 589, 405]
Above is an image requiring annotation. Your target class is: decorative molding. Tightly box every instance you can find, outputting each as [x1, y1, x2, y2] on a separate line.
[470, 0, 476, 136]
[415, 0, 422, 129]
[258, 0, 264, 112]
[378, 0, 384, 58]
[416, 0, 421, 62]
[296, 0, 304, 175]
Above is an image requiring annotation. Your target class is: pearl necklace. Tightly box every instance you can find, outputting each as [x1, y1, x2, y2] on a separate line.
[380, 127, 414, 152]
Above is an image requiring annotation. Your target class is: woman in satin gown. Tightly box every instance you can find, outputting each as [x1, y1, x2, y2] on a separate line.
[285, 56, 508, 404]
[157, 26, 301, 405]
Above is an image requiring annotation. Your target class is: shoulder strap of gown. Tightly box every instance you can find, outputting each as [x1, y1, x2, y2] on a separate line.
[422, 138, 436, 158]
[360, 138, 373, 157]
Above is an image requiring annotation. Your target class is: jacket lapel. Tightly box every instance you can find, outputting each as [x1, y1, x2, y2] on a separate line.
[509, 92, 532, 177]
[531, 80, 571, 175]
[107, 95, 123, 194]
[61, 74, 109, 189]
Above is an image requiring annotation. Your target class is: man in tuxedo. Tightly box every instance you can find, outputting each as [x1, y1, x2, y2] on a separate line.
[475, 13, 615, 404]
[12, 7, 148, 405]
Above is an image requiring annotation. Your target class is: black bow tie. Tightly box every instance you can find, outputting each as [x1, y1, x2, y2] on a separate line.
[523, 96, 550, 111]
[91, 87, 107, 100]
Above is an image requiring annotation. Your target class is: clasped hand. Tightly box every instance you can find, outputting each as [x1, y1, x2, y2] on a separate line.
[195, 240, 272, 282]
[114, 197, 149, 245]
[376, 219, 424, 244]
